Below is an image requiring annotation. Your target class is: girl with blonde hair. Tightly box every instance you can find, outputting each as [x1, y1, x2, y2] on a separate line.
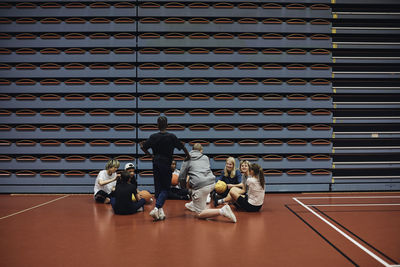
[212, 156, 242, 207]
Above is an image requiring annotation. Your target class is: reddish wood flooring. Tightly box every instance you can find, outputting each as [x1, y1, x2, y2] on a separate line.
[0, 193, 399, 267]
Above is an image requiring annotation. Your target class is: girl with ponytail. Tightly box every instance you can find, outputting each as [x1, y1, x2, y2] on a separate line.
[227, 163, 265, 212]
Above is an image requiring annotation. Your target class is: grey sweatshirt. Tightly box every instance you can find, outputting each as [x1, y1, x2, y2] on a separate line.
[178, 149, 215, 190]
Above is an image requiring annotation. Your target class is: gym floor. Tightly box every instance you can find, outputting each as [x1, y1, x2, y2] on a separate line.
[0, 192, 399, 267]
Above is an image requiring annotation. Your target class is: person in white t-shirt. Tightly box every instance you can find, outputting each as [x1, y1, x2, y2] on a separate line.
[228, 163, 265, 212]
[93, 159, 120, 204]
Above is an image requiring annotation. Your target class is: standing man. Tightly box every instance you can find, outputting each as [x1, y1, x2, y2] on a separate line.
[140, 116, 190, 221]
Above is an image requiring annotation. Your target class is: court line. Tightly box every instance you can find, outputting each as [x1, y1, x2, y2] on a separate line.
[11, 193, 92, 196]
[0, 195, 69, 220]
[303, 192, 400, 195]
[297, 196, 400, 200]
[313, 206, 399, 265]
[293, 197, 392, 267]
[285, 204, 358, 266]
[11, 194, 67, 196]
[308, 204, 400, 207]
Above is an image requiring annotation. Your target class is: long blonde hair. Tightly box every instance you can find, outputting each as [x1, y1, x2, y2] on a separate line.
[223, 157, 237, 178]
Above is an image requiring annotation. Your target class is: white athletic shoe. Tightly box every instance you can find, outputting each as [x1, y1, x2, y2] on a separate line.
[220, 205, 237, 223]
[137, 207, 144, 212]
[149, 207, 159, 220]
[185, 202, 196, 212]
[158, 208, 166, 220]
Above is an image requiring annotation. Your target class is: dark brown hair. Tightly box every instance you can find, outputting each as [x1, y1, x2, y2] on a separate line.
[250, 163, 265, 189]
[120, 171, 130, 184]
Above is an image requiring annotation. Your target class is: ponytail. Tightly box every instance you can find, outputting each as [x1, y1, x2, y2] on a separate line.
[250, 163, 265, 189]
[258, 166, 265, 189]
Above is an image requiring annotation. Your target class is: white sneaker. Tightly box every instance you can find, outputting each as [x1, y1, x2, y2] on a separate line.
[149, 207, 159, 220]
[206, 194, 211, 204]
[158, 208, 166, 220]
[220, 205, 237, 223]
[185, 202, 196, 212]
[137, 207, 144, 212]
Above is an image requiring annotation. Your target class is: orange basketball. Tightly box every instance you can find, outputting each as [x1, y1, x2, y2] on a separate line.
[139, 190, 153, 204]
[171, 173, 179, 186]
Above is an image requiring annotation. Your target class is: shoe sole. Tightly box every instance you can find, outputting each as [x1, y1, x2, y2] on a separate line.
[224, 205, 237, 223]
[149, 211, 159, 221]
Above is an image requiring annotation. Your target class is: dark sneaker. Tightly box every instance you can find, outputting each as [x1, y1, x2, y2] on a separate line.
[212, 192, 220, 207]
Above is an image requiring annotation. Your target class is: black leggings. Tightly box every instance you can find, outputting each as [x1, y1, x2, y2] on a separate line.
[94, 190, 111, 203]
[168, 187, 189, 200]
[212, 188, 229, 200]
[236, 195, 262, 212]
[111, 198, 146, 215]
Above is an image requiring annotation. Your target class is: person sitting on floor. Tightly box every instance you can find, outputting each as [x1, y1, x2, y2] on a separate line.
[93, 159, 120, 204]
[111, 171, 146, 215]
[212, 156, 242, 207]
[216, 160, 251, 207]
[228, 163, 265, 212]
[168, 160, 190, 200]
[179, 143, 237, 223]
[123, 162, 142, 201]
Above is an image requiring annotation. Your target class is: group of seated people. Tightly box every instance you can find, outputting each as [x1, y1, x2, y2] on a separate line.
[93, 161, 148, 215]
[93, 144, 265, 222]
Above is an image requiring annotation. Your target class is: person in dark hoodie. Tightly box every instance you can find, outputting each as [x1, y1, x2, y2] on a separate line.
[178, 143, 237, 223]
[111, 171, 146, 215]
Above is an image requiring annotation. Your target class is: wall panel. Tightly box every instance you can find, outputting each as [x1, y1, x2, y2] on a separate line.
[2, 0, 397, 193]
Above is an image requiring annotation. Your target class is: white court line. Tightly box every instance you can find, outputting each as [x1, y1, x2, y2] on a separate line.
[309, 204, 400, 207]
[293, 197, 392, 267]
[297, 196, 400, 200]
[0, 195, 69, 220]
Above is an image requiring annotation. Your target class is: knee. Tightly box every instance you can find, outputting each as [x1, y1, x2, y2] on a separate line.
[196, 211, 205, 219]
[229, 187, 238, 196]
[95, 195, 105, 203]
[230, 190, 240, 200]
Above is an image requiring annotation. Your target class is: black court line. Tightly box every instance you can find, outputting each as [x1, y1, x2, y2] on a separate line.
[285, 204, 359, 267]
[313, 206, 399, 265]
